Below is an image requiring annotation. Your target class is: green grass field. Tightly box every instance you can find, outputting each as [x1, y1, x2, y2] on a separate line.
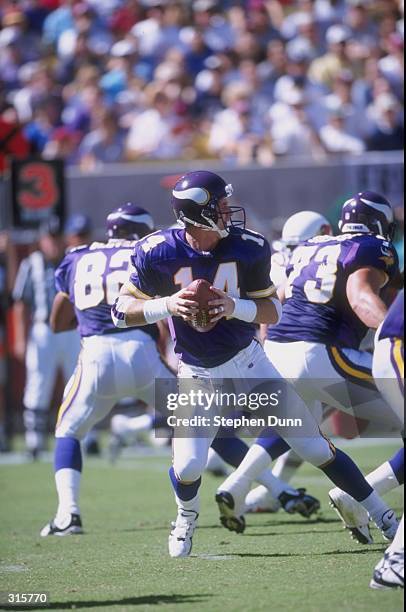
[0, 442, 403, 612]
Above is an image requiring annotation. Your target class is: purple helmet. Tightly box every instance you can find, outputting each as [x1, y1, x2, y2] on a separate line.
[106, 203, 154, 240]
[171, 170, 245, 237]
[338, 191, 396, 241]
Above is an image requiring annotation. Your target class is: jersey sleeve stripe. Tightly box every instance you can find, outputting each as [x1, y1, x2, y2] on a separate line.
[246, 286, 276, 299]
[125, 282, 153, 300]
[56, 359, 83, 427]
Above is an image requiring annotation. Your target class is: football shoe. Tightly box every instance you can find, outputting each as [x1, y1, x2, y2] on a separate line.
[215, 491, 246, 534]
[370, 551, 404, 590]
[329, 488, 372, 544]
[168, 509, 199, 558]
[40, 514, 83, 537]
[279, 488, 321, 518]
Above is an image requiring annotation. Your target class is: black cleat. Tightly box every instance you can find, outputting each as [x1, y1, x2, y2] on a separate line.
[40, 514, 83, 537]
[279, 488, 321, 518]
[215, 491, 246, 534]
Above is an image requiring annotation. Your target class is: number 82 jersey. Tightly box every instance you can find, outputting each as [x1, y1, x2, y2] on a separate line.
[268, 233, 399, 349]
[55, 239, 159, 340]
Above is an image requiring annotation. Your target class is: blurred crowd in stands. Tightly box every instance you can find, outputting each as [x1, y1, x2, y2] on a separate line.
[0, 0, 404, 170]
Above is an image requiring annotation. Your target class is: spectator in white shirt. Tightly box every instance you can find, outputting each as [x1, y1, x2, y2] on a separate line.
[319, 107, 365, 154]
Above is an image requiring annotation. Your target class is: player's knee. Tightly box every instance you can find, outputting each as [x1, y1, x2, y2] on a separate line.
[173, 457, 204, 483]
[55, 423, 87, 442]
[290, 438, 334, 467]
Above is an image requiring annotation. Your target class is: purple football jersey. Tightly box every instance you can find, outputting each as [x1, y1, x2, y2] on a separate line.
[56, 239, 159, 340]
[128, 227, 275, 367]
[268, 233, 399, 349]
[379, 290, 404, 341]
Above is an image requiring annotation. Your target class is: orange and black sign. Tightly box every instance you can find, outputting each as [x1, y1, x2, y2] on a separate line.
[11, 158, 65, 228]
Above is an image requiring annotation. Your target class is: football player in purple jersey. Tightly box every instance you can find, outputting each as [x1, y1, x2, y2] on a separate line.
[113, 172, 399, 558]
[371, 290, 404, 590]
[40, 203, 175, 536]
[218, 191, 402, 544]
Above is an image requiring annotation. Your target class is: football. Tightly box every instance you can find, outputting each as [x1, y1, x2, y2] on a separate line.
[186, 279, 218, 333]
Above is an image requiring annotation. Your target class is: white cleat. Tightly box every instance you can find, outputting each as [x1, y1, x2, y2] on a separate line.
[374, 509, 399, 542]
[40, 514, 83, 537]
[244, 485, 281, 514]
[168, 510, 199, 558]
[329, 488, 372, 545]
[370, 551, 404, 590]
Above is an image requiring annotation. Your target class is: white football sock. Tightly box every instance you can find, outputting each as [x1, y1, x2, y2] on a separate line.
[256, 468, 297, 498]
[359, 491, 392, 524]
[234, 444, 272, 481]
[55, 468, 81, 521]
[206, 448, 229, 474]
[175, 493, 200, 514]
[388, 515, 404, 554]
[272, 450, 303, 482]
[366, 461, 400, 496]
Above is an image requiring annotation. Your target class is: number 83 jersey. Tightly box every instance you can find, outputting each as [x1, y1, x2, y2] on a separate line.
[55, 239, 159, 341]
[268, 233, 399, 349]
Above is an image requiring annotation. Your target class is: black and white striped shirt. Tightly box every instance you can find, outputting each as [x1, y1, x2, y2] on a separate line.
[13, 252, 58, 324]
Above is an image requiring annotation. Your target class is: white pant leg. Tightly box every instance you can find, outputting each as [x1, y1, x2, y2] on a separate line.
[373, 337, 404, 426]
[172, 360, 221, 482]
[56, 330, 172, 440]
[218, 340, 335, 467]
[265, 340, 402, 435]
[56, 329, 82, 383]
[24, 323, 58, 410]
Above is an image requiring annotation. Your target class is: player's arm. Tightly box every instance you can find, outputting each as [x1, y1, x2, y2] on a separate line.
[12, 300, 30, 361]
[112, 284, 199, 328]
[346, 267, 388, 329]
[50, 292, 78, 333]
[208, 288, 282, 325]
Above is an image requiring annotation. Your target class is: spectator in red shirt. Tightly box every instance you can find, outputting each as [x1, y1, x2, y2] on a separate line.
[0, 106, 31, 175]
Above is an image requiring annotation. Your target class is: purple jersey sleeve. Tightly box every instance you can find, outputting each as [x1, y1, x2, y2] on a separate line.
[342, 238, 399, 281]
[245, 237, 276, 299]
[127, 242, 160, 299]
[55, 253, 74, 298]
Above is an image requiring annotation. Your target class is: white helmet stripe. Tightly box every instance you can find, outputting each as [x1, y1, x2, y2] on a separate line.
[360, 198, 394, 222]
[172, 187, 210, 205]
[120, 213, 154, 228]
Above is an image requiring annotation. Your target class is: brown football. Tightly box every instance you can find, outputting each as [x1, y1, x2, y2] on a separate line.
[186, 279, 218, 333]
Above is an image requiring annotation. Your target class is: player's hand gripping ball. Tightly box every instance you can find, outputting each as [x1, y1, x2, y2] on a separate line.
[186, 279, 219, 333]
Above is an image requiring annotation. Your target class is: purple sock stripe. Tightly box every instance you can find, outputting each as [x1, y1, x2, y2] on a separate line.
[169, 467, 201, 501]
[211, 433, 249, 468]
[54, 437, 82, 473]
[321, 448, 372, 502]
[389, 447, 404, 485]
[255, 428, 291, 460]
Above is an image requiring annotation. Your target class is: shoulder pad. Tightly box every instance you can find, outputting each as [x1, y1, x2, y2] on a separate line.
[66, 244, 89, 255]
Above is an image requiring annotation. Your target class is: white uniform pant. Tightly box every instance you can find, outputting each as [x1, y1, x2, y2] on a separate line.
[24, 322, 81, 411]
[373, 336, 404, 426]
[264, 340, 403, 435]
[56, 329, 173, 440]
[172, 340, 334, 483]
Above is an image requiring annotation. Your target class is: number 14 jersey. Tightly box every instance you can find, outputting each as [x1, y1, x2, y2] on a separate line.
[127, 227, 275, 367]
[268, 233, 399, 349]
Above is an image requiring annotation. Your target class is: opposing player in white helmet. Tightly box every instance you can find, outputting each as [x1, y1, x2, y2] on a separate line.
[247, 212, 332, 515]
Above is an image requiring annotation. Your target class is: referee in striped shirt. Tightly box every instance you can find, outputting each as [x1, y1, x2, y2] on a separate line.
[13, 217, 81, 459]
